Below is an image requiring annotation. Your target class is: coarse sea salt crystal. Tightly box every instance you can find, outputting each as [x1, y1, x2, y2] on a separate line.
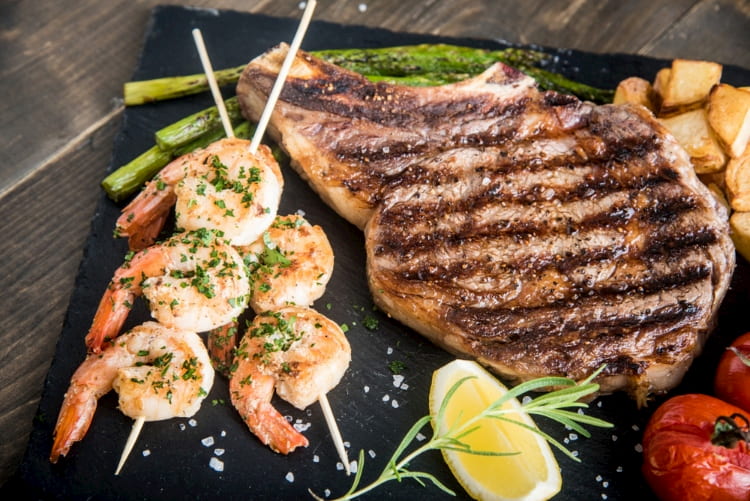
[201, 436, 215, 447]
[142, 449, 151, 457]
[634, 443, 643, 453]
[294, 421, 312, 432]
[188, 419, 197, 427]
[179, 423, 186, 431]
[358, 3, 367, 13]
[482, 176, 491, 185]
[350, 460, 358, 473]
[416, 432, 426, 441]
[286, 472, 295, 483]
[400, 383, 409, 390]
[214, 448, 225, 456]
[324, 489, 331, 497]
[313, 455, 320, 463]
[368, 450, 376, 458]
[364, 385, 370, 393]
[391, 400, 399, 408]
[220, 430, 226, 437]
[522, 395, 532, 404]
[382, 394, 390, 402]
[632, 424, 640, 431]
[298, 1, 307, 10]
[392, 374, 404, 388]
[387, 347, 393, 355]
[209, 457, 224, 472]
[616, 466, 623, 473]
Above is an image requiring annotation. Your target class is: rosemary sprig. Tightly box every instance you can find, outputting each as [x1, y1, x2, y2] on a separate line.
[310, 367, 612, 500]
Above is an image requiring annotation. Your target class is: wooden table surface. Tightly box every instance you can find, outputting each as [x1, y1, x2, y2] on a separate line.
[1, 0, 748, 491]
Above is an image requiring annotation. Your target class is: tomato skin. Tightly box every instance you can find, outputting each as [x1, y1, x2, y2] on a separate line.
[642, 394, 750, 501]
[715, 332, 750, 413]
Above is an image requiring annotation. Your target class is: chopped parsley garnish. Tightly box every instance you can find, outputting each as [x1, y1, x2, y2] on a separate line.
[388, 360, 406, 374]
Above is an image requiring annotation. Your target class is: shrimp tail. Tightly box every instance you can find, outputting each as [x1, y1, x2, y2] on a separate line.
[244, 401, 309, 454]
[85, 247, 168, 353]
[85, 287, 135, 353]
[126, 210, 170, 252]
[230, 373, 308, 454]
[115, 179, 177, 251]
[208, 321, 239, 378]
[50, 386, 98, 463]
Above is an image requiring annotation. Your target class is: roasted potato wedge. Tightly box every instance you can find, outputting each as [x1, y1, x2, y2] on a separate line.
[659, 109, 727, 173]
[658, 59, 722, 115]
[707, 83, 750, 158]
[725, 149, 750, 211]
[730, 211, 750, 263]
[614, 77, 655, 111]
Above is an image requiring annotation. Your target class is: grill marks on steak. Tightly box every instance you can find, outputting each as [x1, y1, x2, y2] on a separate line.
[237, 44, 735, 400]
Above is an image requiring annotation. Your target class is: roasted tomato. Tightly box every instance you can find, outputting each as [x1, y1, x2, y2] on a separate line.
[642, 394, 750, 501]
[715, 332, 750, 413]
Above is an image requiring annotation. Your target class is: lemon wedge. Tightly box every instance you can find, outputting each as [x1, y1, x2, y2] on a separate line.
[429, 360, 562, 501]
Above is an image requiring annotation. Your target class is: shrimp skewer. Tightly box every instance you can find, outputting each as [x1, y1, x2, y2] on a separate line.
[208, 214, 334, 375]
[86, 229, 249, 353]
[229, 306, 351, 455]
[115, 136, 284, 251]
[50, 321, 215, 463]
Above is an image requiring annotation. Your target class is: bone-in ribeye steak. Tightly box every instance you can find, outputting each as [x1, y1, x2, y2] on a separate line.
[237, 44, 735, 402]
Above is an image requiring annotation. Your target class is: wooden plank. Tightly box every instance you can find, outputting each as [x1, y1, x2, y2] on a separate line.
[0, 116, 119, 485]
[639, 0, 750, 68]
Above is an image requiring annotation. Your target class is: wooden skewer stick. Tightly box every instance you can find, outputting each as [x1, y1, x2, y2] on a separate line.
[249, 0, 317, 154]
[319, 394, 351, 476]
[192, 28, 234, 138]
[191, 2, 349, 473]
[115, 415, 145, 475]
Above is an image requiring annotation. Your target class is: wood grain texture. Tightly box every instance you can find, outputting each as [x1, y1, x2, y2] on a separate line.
[0, 117, 119, 486]
[0, 0, 748, 489]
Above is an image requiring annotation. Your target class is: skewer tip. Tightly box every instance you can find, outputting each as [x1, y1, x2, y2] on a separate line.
[319, 393, 351, 476]
[192, 28, 235, 139]
[115, 415, 146, 476]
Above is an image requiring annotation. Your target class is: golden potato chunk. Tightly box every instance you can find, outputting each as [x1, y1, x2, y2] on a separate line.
[725, 149, 750, 211]
[614, 77, 655, 111]
[707, 83, 750, 158]
[730, 211, 750, 263]
[659, 59, 722, 115]
[659, 109, 727, 173]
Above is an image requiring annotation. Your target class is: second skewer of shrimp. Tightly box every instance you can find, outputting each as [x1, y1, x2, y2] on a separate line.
[208, 213, 335, 374]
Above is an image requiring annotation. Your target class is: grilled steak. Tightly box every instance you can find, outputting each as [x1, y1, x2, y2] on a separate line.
[237, 44, 735, 401]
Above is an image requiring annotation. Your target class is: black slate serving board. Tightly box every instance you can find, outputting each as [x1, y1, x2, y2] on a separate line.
[15, 5, 750, 500]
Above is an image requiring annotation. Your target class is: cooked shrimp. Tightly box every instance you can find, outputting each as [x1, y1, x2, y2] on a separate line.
[241, 214, 334, 312]
[85, 229, 249, 353]
[50, 321, 214, 462]
[229, 306, 351, 454]
[115, 137, 284, 251]
[207, 214, 334, 375]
